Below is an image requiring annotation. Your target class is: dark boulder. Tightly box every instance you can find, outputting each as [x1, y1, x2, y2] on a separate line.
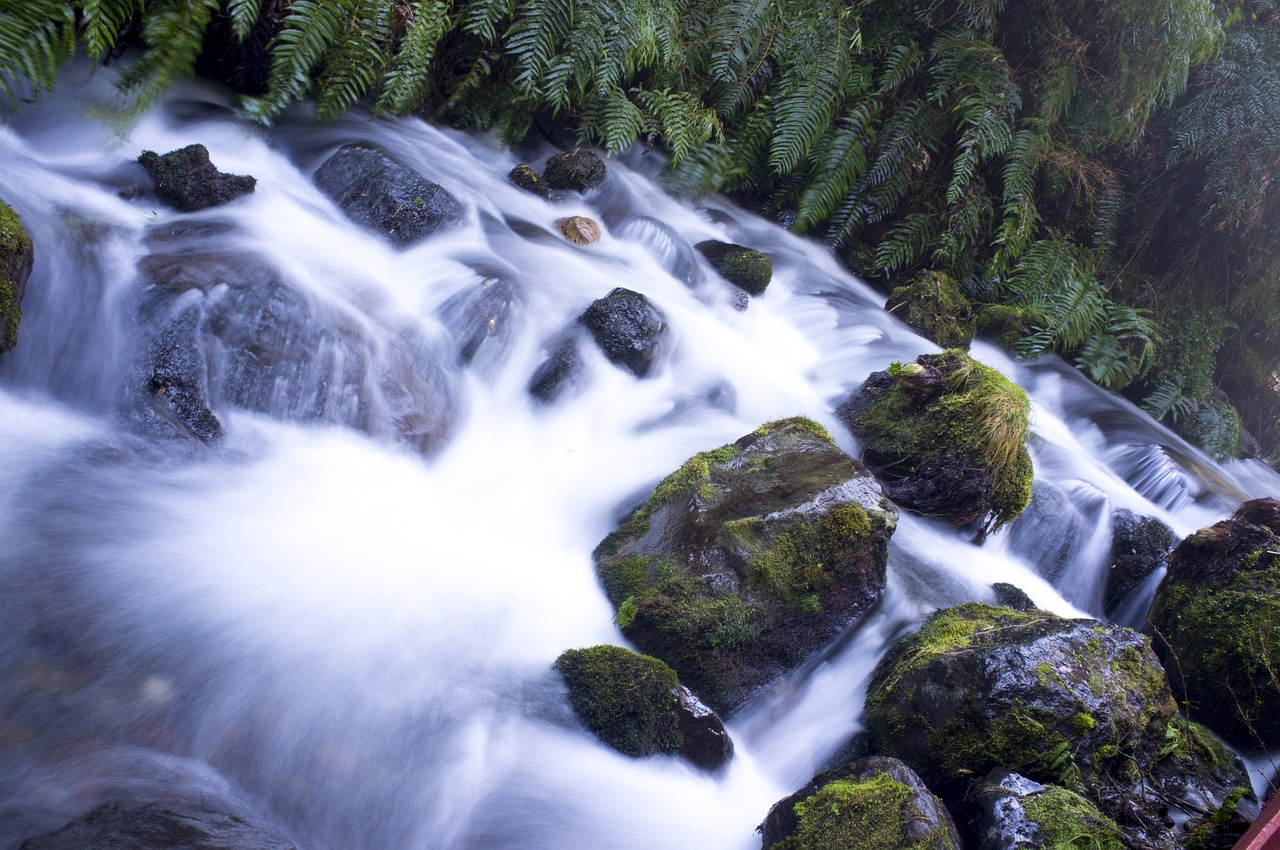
[967, 770, 1125, 850]
[695, 240, 773, 296]
[1147, 497, 1280, 749]
[886, 270, 975, 349]
[542, 147, 606, 192]
[577, 287, 666, 378]
[313, 145, 462, 247]
[142, 303, 224, 442]
[554, 644, 732, 770]
[990, 582, 1036, 611]
[837, 349, 1033, 535]
[594, 417, 897, 713]
[1105, 509, 1176, 618]
[761, 756, 961, 850]
[528, 336, 586, 403]
[507, 164, 550, 198]
[19, 802, 296, 850]
[0, 199, 34, 353]
[1003, 480, 1084, 582]
[137, 145, 256, 212]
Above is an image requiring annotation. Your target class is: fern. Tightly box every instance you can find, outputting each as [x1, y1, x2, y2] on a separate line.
[243, 0, 356, 122]
[793, 104, 876, 229]
[375, 0, 451, 115]
[875, 213, 935, 272]
[314, 0, 393, 121]
[226, 0, 264, 43]
[114, 0, 222, 116]
[81, 0, 146, 59]
[461, 0, 513, 43]
[0, 0, 77, 102]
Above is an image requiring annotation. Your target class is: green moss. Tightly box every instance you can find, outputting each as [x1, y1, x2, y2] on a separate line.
[696, 240, 773, 296]
[776, 773, 953, 850]
[887, 271, 975, 349]
[554, 645, 683, 757]
[1022, 785, 1126, 850]
[0, 201, 31, 354]
[975, 304, 1043, 348]
[754, 416, 832, 442]
[1072, 712, 1096, 734]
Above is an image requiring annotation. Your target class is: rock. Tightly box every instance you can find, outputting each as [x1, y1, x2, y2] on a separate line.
[143, 303, 224, 442]
[761, 756, 961, 850]
[1147, 497, 1280, 749]
[528, 336, 585, 403]
[968, 770, 1125, 850]
[975, 304, 1043, 348]
[542, 147, 606, 192]
[886, 271, 975, 349]
[991, 582, 1036, 611]
[313, 145, 462, 247]
[19, 802, 296, 850]
[1105, 509, 1175, 617]
[0, 199, 34, 353]
[438, 277, 520, 368]
[1004, 481, 1082, 582]
[137, 145, 256, 212]
[507, 164, 550, 198]
[864, 602, 1251, 847]
[553, 644, 732, 770]
[594, 417, 897, 713]
[577, 288, 666, 378]
[837, 349, 1033, 536]
[555, 216, 601, 245]
[695, 240, 772, 296]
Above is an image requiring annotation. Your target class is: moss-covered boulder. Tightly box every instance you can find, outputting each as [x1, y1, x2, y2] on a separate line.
[577, 287, 666, 377]
[0, 200, 33, 354]
[865, 602, 1251, 847]
[968, 771, 1125, 850]
[1105, 509, 1176, 618]
[974, 304, 1043, 349]
[886, 271, 975, 349]
[1147, 497, 1280, 749]
[542, 147, 606, 192]
[837, 349, 1033, 535]
[761, 756, 961, 850]
[553, 645, 732, 769]
[507, 164, 550, 198]
[594, 417, 897, 713]
[137, 144, 256, 212]
[695, 240, 773, 296]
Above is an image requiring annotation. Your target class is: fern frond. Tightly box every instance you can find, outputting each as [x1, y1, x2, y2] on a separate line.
[115, 0, 222, 116]
[81, 0, 146, 59]
[376, 0, 451, 115]
[793, 104, 876, 229]
[705, 0, 774, 82]
[314, 0, 393, 121]
[0, 0, 76, 102]
[461, 0, 513, 43]
[875, 212, 935, 272]
[226, 0, 264, 43]
[584, 87, 645, 155]
[635, 87, 722, 164]
[505, 0, 574, 96]
[242, 0, 357, 122]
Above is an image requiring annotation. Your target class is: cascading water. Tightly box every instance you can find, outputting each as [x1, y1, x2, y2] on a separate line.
[0, 68, 1276, 849]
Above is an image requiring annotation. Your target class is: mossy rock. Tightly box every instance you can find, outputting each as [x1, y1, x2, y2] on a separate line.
[886, 271, 975, 349]
[864, 603, 1176, 797]
[0, 199, 33, 354]
[507, 164, 549, 198]
[553, 644, 733, 768]
[974, 304, 1043, 349]
[1148, 497, 1280, 749]
[761, 756, 961, 850]
[968, 771, 1125, 850]
[137, 144, 256, 212]
[695, 240, 773, 296]
[837, 349, 1033, 535]
[594, 417, 897, 713]
[542, 147, 606, 192]
[1105, 509, 1176, 618]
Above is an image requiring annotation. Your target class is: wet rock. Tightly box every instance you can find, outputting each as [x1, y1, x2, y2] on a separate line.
[528, 336, 585, 404]
[507, 164, 549, 198]
[1004, 481, 1082, 582]
[837, 349, 1033, 536]
[1148, 497, 1280, 749]
[968, 770, 1124, 850]
[542, 147, 606, 192]
[594, 417, 897, 713]
[695, 240, 772, 296]
[142, 302, 224, 442]
[761, 756, 960, 850]
[577, 287, 666, 378]
[991, 582, 1036, 611]
[1105, 509, 1175, 618]
[554, 644, 732, 770]
[0, 199, 34, 353]
[438, 277, 520, 368]
[555, 216, 601, 245]
[19, 802, 296, 850]
[137, 144, 256, 212]
[313, 145, 462, 247]
[886, 270, 975, 349]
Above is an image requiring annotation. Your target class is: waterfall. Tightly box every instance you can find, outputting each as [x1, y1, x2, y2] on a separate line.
[0, 68, 1276, 850]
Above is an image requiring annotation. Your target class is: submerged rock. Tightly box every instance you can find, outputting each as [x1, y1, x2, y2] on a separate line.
[137, 144, 256, 212]
[761, 756, 960, 850]
[696, 240, 773, 296]
[0, 199, 33, 353]
[19, 802, 296, 850]
[1105, 508, 1175, 618]
[528, 335, 586, 403]
[837, 349, 1033, 535]
[577, 287, 666, 377]
[594, 417, 897, 713]
[886, 270, 975, 349]
[542, 147, 606, 192]
[313, 145, 462, 247]
[554, 644, 732, 770]
[1148, 497, 1280, 749]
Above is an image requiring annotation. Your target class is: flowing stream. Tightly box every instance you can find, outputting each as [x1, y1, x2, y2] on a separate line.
[0, 68, 1276, 849]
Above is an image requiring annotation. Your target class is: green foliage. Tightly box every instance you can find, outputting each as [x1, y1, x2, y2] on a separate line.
[0, 0, 76, 102]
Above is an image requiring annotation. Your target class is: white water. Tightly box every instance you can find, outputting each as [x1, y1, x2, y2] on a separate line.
[0, 68, 1276, 848]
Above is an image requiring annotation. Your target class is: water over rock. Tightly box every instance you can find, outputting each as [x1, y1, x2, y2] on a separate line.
[966, 770, 1125, 850]
[1105, 508, 1176, 618]
[313, 145, 462, 247]
[1148, 497, 1280, 749]
[0, 199, 34, 353]
[594, 417, 897, 713]
[19, 802, 296, 850]
[577, 287, 666, 378]
[761, 756, 961, 850]
[137, 144, 256, 212]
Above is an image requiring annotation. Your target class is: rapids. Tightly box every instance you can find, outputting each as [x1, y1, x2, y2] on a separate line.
[0, 68, 1275, 849]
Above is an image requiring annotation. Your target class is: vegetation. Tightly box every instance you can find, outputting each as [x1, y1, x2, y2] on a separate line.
[3, 0, 1279, 457]
[553, 644, 684, 757]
